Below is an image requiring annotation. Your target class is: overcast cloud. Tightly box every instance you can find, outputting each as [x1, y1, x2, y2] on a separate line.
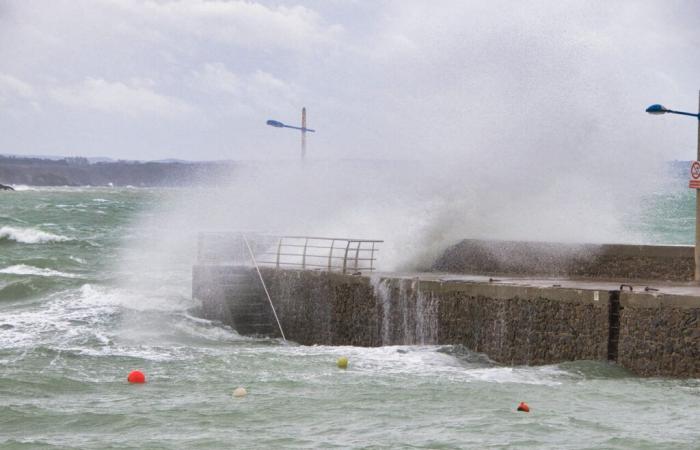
[0, 0, 698, 162]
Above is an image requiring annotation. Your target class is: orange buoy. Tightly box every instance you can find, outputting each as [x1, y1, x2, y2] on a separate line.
[517, 401, 529, 412]
[127, 370, 146, 384]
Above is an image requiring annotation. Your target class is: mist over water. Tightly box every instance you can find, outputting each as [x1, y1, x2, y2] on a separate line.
[117, 155, 674, 277]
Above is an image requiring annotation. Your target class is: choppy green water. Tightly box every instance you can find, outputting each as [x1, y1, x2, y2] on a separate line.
[1, 185, 699, 449]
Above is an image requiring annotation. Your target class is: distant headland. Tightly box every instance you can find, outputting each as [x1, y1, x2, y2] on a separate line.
[0, 155, 236, 187]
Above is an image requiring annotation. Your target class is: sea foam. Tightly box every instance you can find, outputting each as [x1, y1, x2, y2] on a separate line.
[0, 226, 70, 244]
[0, 264, 79, 278]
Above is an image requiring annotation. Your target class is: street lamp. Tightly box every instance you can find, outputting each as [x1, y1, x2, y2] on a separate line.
[646, 92, 700, 281]
[266, 107, 316, 160]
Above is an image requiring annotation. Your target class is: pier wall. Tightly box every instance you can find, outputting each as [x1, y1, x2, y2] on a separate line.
[433, 240, 694, 281]
[193, 265, 700, 376]
[192, 239, 700, 377]
[617, 292, 700, 377]
[194, 267, 618, 367]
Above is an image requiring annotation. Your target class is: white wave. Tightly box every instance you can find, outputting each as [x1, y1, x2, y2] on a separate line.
[0, 226, 71, 243]
[464, 365, 564, 385]
[0, 264, 80, 278]
[0, 285, 121, 350]
[69, 255, 87, 264]
[262, 345, 565, 386]
[11, 185, 37, 191]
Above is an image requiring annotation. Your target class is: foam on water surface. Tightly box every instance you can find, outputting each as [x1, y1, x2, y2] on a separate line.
[0, 264, 80, 278]
[0, 226, 71, 244]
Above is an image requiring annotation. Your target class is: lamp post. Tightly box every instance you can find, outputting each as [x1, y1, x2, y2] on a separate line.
[646, 91, 700, 281]
[266, 107, 316, 160]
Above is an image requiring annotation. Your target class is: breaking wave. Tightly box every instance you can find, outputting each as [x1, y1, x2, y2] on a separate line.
[0, 226, 71, 244]
[0, 264, 80, 278]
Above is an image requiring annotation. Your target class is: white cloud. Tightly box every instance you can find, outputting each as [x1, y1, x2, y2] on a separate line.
[0, 73, 35, 99]
[191, 63, 299, 115]
[193, 63, 242, 95]
[109, 0, 343, 52]
[50, 78, 193, 118]
[1, 0, 699, 164]
[0, 73, 40, 114]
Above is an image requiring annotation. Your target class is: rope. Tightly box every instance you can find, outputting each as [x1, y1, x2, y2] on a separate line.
[242, 235, 287, 342]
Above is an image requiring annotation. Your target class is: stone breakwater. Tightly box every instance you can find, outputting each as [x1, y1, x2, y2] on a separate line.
[433, 240, 695, 281]
[192, 265, 700, 377]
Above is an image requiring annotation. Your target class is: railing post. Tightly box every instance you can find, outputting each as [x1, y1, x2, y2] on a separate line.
[342, 240, 351, 274]
[354, 241, 361, 271]
[370, 241, 375, 271]
[302, 238, 308, 270]
[328, 239, 335, 271]
[276, 237, 282, 269]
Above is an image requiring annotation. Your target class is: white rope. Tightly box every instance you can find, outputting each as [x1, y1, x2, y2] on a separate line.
[242, 235, 287, 342]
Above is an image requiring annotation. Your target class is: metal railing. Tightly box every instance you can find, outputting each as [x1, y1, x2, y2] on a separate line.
[197, 232, 382, 274]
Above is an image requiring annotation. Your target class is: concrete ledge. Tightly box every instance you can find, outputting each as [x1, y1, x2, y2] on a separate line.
[621, 291, 700, 309]
[415, 279, 605, 305]
[433, 239, 695, 281]
[598, 244, 693, 258]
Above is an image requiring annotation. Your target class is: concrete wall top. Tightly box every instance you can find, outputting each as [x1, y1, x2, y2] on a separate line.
[597, 243, 693, 258]
[620, 291, 700, 309]
[406, 278, 606, 305]
[433, 239, 695, 281]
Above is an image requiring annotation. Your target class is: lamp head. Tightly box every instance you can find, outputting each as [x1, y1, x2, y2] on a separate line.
[646, 104, 668, 115]
[266, 119, 285, 127]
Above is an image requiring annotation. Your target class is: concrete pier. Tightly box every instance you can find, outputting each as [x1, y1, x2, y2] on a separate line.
[193, 265, 700, 378]
[192, 239, 700, 378]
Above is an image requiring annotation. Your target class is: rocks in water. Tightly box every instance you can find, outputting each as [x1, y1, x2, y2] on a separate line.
[0, 184, 14, 191]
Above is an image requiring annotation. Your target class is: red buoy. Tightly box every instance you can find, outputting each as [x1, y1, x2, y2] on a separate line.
[517, 401, 530, 412]
[127, 370, 146, 384]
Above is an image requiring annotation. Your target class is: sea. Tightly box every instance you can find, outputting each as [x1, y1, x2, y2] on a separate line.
[1, 181, 699, 449]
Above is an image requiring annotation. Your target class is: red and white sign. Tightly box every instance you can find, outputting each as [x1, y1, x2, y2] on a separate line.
[690, 161, 700, 189]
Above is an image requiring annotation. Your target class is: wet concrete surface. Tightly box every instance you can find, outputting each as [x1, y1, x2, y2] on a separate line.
[376, 271, 700, 299]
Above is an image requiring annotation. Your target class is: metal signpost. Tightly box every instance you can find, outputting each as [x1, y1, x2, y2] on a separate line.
[647, 91, 700, 280]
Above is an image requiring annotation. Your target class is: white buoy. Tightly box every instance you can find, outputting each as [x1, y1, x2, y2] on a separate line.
[233, 387, 247, 398]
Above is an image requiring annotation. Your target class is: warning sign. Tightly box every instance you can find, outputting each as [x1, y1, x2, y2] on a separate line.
[689, 161, 700, 189]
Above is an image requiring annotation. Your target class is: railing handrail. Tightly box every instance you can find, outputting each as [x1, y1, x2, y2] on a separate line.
[200, 232, 382, 243]
[197, 232, 383, 274]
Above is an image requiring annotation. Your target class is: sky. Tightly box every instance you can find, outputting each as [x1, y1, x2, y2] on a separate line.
[0, 0, 699, 162]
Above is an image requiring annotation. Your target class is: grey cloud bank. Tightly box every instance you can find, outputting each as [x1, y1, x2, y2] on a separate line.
[0, 0, 698, 163]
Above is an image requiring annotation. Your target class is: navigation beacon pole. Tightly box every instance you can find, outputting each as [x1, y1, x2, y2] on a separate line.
[301, 107, 307, 161]
[266, 109, 315, 160]
[696, 90, 700, 281]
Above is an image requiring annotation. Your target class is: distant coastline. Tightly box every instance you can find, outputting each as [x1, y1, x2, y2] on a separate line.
[0, 155, 689, 187]
[0, 155, 236, 187]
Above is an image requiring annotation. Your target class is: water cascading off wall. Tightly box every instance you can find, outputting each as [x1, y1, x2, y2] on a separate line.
[371, 276, 438, 346]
